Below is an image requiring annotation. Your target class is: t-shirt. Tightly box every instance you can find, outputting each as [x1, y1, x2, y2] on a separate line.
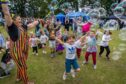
[30, 37, 38, 47]
[100, 34, 111, 47]
[64, 41, 81, 59]
[7, 23, 27, 42]
[40, 35, 48, 43]
[86, 36, 97, 52]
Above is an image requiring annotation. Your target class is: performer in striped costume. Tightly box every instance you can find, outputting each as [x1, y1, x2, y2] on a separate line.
[1, 0, 39, 84]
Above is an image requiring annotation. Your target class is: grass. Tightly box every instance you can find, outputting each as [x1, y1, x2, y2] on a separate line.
[0, 26, 126, 84]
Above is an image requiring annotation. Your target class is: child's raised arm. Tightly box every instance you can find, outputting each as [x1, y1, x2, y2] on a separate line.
[55, 37, 64, 45]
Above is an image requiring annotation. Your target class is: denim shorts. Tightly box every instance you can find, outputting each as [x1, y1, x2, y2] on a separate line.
[65, 58, 80, 73]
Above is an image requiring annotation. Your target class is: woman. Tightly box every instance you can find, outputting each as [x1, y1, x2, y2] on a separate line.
[1, 1, 39, 84]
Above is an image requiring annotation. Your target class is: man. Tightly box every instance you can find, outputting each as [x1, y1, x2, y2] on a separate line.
[1, 0, 39, 84]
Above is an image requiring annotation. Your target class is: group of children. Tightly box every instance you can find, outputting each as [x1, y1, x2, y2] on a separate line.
[0, 17, 112, 80]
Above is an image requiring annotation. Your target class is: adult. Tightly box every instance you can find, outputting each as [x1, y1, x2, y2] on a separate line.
[1, 1, 39, 84]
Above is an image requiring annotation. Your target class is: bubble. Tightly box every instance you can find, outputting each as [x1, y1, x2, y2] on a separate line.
[110, 2, 118, 11]
[117, 0, 126, 9]
[119, 43, 126, 47]
[82, 6, 91, 14]
[103, 20, 119, 30]
[93, 1, 101, 8]
[114, 7, 125, 18]
[119, 31, 126, 41]
[88, 9, 100, 24]
[112, 51, 122, 61]
[98, 8, 106, 17]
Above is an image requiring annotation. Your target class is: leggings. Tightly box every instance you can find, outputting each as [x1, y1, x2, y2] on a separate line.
[85, 52, 97, 65]
[99, 46, 110, 58]
[32, 46, 38, 53]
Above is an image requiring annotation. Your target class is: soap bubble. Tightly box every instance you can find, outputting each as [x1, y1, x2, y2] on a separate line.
[88, 9, 100, 24]
[114, 7, 125, 18]
[93, 1, 101, 8]
[103, 20, 119, 30]
[98, 8, 106, 17]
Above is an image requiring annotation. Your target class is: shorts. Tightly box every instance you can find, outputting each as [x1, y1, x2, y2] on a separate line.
[65, 58, 80, 73]
[49, 40, 56, 48]
[41, 43, 46, 47]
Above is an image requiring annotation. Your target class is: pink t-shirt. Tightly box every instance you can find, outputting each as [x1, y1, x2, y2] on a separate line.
[82, 22, 92, 33]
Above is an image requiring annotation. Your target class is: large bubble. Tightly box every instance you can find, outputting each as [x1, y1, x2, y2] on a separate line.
[98, 8, 106, 17]
[103, 20, 119, 30]
[88, 9, 100, 24]
[110, 2, 118, 11]
[112, 51, 122, 61]
[93, 1, 101, 8]
[81, 6, 91, 14]
[119, 30, 126, 41]
[113, 7, 125, 18]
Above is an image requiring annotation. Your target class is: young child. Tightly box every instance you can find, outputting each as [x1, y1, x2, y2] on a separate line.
[29, 34, 39, 56]
[40, 31, 48, 54]
[56, 35, 86, 80]
[76, 36, 86, 59]
[83, 31, 97, 69]
[99, 30, 112, 60]
[56, 36, 64, 54]
[0, 50, 15, 78]
[48, 23, 60, 57]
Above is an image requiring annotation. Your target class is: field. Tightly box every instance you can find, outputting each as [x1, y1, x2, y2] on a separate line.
[0, 26, 126, 84]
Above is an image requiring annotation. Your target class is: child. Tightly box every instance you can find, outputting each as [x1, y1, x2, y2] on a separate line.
[99, 30, 112, 60]
[48, 23, 60, 57]
[55, 35, 86, 80]
[76, 36, 86, 59]
[83, 31, 97, 69]
[29, 34, 39, 56]
[40, 31, 48, 54]
[0, 50, 15, 78]
[56, 36, 64, 54]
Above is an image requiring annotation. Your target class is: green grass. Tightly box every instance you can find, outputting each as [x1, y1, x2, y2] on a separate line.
[0, 26, 126, 84]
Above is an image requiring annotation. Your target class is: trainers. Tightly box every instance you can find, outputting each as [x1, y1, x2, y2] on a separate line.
[63, 72, 67, 80]
[36, 53, 38, 56]
[83, 61, 88, 64]
[93, 65, 97, 70]
[71, 69, 76, 78]
[50, 54, 54, 58]
[42, 51, 44, 54]
[43, 51, 47, 54]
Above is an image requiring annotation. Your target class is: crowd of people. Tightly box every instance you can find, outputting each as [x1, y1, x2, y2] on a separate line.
[0, 0, 120, 84]
[0, 14, 113, 81]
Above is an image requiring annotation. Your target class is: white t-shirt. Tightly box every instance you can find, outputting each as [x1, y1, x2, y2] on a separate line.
[100, 34, 111, 47]
[64, 41, 81, 59]
[30, 37, 38, 47]
[40, 35, 48, 43]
